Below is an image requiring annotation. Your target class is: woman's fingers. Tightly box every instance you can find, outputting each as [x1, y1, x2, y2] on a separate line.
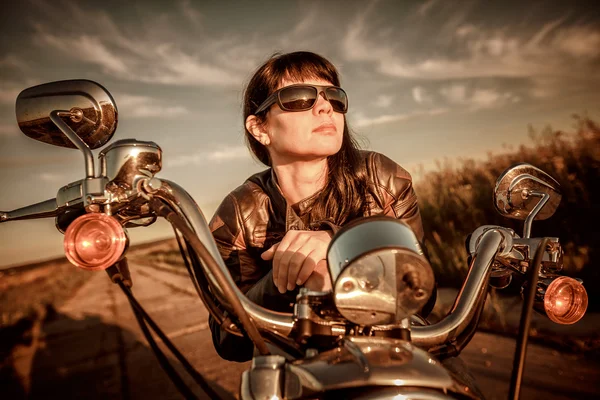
[286, 250, 311, 290]
[267, 230, 332, 293]
[295, 250, 318, 286]
[303, 260, 332, 292]
[273, 232, 308, 293]
[261, 242, 279, 260]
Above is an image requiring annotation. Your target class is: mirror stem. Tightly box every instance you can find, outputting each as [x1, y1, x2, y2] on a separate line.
[50, 110, 95, 178]
[522, 192, 549, 239]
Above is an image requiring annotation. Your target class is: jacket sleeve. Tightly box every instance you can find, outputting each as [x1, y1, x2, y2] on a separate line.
[371, 152, 425, 244]
[208, 194, 296, 362]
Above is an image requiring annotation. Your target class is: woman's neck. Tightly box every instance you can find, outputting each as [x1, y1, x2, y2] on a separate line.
[272, 157, 328, 204]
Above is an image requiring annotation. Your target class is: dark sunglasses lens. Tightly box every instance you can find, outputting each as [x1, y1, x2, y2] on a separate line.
[325, 87, 348, 113]
[279, 86, 317, 111]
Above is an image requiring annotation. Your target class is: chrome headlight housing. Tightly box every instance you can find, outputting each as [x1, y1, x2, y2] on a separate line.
[327, 217, 435, 326]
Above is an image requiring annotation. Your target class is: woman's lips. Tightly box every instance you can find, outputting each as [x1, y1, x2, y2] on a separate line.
[313, 123, 337, 134]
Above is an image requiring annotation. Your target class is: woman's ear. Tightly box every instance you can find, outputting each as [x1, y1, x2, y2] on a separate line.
[246, 115, 271, 146]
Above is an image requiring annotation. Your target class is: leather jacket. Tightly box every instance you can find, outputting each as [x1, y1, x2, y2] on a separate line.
[208, 150, 435, 361]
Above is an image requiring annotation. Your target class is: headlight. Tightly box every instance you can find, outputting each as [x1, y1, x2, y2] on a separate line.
[327, 217, 434, 326]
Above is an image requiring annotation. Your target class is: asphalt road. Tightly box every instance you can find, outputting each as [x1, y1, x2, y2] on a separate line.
[6, 260, 600, 400]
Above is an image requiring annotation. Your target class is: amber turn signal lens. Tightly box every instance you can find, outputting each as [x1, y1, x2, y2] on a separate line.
[544, 276, 588, 325]
[64, 213, 127, 271]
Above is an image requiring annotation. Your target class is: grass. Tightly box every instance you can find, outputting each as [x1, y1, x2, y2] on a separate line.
[414, 114, 599, 310]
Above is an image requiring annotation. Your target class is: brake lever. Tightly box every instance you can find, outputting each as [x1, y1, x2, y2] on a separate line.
[0, 198, 60, 222]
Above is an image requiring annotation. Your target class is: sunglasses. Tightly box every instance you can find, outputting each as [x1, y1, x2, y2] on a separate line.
[255, 84, 349, 114]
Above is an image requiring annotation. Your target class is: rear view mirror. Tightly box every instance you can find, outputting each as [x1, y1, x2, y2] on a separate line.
[494, 163, 561, 221]
[16, 79, 118, 150]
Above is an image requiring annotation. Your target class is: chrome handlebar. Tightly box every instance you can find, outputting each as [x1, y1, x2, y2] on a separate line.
[161, 179, 506, 348]
[0, 175, 506, 348]
[155, 180, 295, 337]
[411, 230, 504, 348]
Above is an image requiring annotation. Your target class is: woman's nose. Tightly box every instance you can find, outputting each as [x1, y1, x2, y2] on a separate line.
[314, 91, 333, 115]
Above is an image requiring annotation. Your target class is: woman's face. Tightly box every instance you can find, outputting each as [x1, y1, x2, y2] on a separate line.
[261, 78, 345, 164]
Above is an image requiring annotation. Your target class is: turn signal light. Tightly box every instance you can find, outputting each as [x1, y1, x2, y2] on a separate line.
[542, 276, 588, 325]
[64, 213, 128, 271]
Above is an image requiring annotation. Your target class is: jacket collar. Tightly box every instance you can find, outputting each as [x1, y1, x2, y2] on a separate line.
[248, 168, 321, 229]
[270, 168, 322, 217]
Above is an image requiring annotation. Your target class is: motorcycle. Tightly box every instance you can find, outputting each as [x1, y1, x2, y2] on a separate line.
[1, 80, 589, 400]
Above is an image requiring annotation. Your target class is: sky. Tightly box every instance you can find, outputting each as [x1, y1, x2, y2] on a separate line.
[1, 0, 599, 268]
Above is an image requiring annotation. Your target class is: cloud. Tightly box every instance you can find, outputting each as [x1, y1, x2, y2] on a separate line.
[130, 105, 188, 118]
[207, 147, 249, 162]
[417, 0, 439, 16]
[0, 86, 20, 105]
[178, 0, 203, 27]
[167, 146, 250, 167]
[342, 8, 600, 83]
[115, 94, 189, 118]
[353, 108, 448, 128]
[373, 94, 394, 108]
[553, 26, 600, 58]
[0, 54, 29, 70]
[412, 87, 432, 104]
[38, 172, 65, 182]
[440, 84, 520, 110]
[0, 78, 37, 105]
[440, 84, 467, 104]
[30, 2, 247, 87]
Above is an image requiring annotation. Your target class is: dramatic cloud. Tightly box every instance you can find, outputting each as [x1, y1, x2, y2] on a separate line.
[342, 5, 600, 84]
[29, 2, 248, 87]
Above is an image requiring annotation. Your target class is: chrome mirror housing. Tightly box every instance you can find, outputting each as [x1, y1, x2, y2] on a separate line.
[99, 139, 162, 193]
[494, 163, 562, 238]
[16, 79, 118, 150]
[494, 163, 561, 221]
[326, 217, 434, 326]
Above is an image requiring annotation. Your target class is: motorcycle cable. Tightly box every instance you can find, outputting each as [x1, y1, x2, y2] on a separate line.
[177, 229, 306, 358]
[175, 223, 305, 357]
[508, 237, 549, 400]
[174, 227, 226, 327]
[148, 197, 270, 356]
[127, 289, 200, 400]
[115, 278, 226, 400]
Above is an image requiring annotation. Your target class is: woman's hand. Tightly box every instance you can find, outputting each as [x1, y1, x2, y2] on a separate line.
[261, 230, 332, 293]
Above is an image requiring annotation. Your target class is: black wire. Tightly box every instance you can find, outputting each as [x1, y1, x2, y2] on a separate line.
[173, 226, 228, 328]
[128, 293, 199, 400]
[117, 280, 224, 400]
[508, 237, 549, 400]
[173, 227, 212, 315]
[148, 197, 270, 355]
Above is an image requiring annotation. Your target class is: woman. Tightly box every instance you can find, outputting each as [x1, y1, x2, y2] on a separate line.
[208, 51, 434, 361]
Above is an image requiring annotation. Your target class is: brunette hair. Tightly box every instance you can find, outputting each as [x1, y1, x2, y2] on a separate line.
[243, 51, 368, 225]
